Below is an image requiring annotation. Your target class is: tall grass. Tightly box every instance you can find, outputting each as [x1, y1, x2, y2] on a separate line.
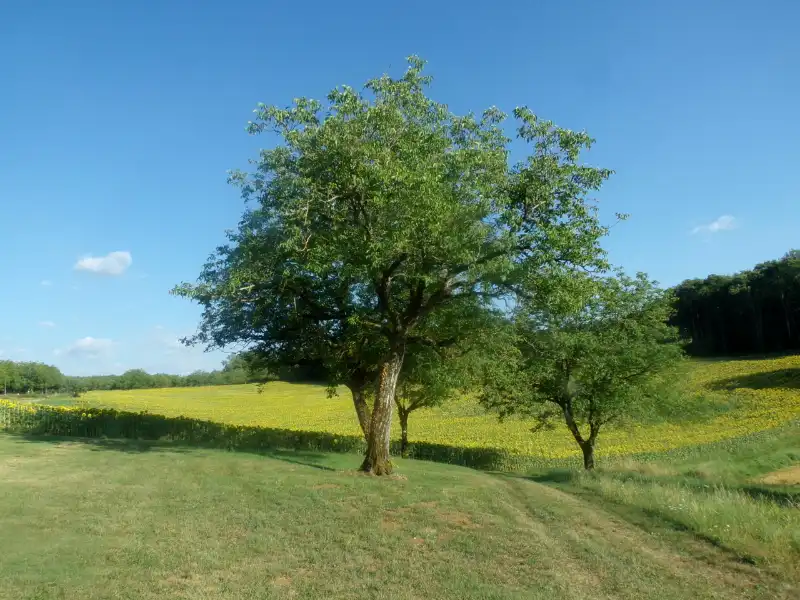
[541, 424, 800, 577]
[572, 472, 800, 575]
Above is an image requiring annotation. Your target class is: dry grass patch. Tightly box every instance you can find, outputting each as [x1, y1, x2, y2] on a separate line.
[759, 465, 800, 486]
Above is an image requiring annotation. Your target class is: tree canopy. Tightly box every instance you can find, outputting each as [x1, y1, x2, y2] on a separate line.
[0, 361, 64, 394]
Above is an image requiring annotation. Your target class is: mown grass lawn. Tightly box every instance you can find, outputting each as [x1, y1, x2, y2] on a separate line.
[0, 433, 796, 600]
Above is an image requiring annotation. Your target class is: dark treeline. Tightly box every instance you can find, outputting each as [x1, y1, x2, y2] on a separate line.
[671, 250, 800, 356]
[0, 353, 290, 396]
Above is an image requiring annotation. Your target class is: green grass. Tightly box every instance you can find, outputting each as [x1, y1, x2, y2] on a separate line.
[6, 393, 77, 406]
[529, 423, 800, 579]
[1, 357, 798, 597]
[1, 433, 797, 600]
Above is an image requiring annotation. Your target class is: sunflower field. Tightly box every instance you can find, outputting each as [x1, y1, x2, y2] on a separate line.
[1, 355, 798, 470]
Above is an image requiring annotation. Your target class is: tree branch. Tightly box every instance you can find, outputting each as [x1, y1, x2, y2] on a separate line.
[377, 253, 409, 328]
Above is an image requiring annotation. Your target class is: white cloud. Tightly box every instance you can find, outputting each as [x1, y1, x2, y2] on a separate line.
[74, 251, 132, 276]
[40, 280, 53, 286]
[57, 336, 114, 359]
[691, 215, 737, 235]
[38, 321, 56, 328]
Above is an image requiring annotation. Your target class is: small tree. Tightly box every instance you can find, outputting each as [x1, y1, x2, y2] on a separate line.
[481, 272, 683, 470]
[395, 305, 509, 457]
[394, 346, 466, 458]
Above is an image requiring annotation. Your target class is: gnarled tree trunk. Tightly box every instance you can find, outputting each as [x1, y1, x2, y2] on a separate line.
[349, 384, 371, 443]
[579, 441, 595, 470]
[360, 349, 404, 475]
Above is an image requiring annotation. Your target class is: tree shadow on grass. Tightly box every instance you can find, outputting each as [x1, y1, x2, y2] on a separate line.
[7, 433, 343, 472]
[710, 368, 800, 391]
[735, 484, 800, 507]
[503, 466, 800, 508]
[259, 448, 338, 471]
[0, 403, 543, 472]
[516, 469, 578, 484]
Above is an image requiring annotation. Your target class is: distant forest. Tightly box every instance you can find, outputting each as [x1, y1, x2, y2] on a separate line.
[0, 354, 278, 396]
[671, 250, 800, 356]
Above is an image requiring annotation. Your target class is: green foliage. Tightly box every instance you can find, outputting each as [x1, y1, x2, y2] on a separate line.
[672, 249, 800, 356]
[0, 360, 64, 394]
[173, 56, 612, 358]
[394, 304, 513, 455]
[0, 354, 277, 396]
[482, 272, 685, 468]
[172, 57, 614, 473]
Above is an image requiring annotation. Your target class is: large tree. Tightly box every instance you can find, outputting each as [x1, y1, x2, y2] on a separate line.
[481, 272, 683, 470]
[173, 57, 613, 474]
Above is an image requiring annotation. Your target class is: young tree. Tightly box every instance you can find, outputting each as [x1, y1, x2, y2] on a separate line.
[394, 304, 509, 457]
[173, 57, 613, 474]
[482, 273, 683, 470]
[393, 345, 475, 458]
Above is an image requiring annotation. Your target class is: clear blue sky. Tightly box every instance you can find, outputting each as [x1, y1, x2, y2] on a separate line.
[1, 0, 797, 375]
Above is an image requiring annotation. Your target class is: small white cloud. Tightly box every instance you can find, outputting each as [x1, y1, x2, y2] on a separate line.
[39, 321, 56, 328]
[40, 280, 53, 286]
[58, 336, 114, 358]
[74, 251, 132, 276]
[691, 215, 737, 235]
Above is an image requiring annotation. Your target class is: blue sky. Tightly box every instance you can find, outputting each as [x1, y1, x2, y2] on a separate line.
[1, 0, 797, 375]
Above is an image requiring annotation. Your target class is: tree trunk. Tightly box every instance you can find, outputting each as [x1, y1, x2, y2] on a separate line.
[781, 291, 792, 346]
[398, 408, 410, 458]
[580, 441, 595, 470]
[360, 349, 404, 475]
[560, 400, 598, 471]
[752, 293, 764, 353]
[349, 385, 371, 443]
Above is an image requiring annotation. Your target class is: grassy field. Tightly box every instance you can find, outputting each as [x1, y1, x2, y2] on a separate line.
[1, 356, 798, 598]
[72, 355, 800, 462]
[1, 431, 797, 600]
[534, 424, 800, 576]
